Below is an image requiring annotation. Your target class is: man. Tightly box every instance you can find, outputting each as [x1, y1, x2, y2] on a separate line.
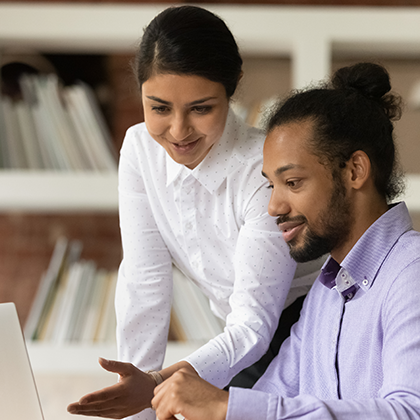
[149, 62, 420, 419]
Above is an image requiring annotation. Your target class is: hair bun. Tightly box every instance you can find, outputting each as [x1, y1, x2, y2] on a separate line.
[332, 62, 401, 120]
[332, 62, 391, 99]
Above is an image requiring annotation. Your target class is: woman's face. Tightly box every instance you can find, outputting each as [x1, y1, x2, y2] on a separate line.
[142, 73, 230, 169]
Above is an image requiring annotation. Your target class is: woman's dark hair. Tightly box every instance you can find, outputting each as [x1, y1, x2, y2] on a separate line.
[266, 62, 404, 201]
[134, 5, 242, 98]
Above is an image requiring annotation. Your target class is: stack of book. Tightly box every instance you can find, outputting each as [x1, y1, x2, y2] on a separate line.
[24, 237, 118, 344]
[170, 266, 225, 343]
[25, 237, 225, 345]
[0, 73, 117, 171]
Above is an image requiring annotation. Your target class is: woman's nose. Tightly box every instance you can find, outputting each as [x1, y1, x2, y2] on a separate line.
[169, 114, 192, 141]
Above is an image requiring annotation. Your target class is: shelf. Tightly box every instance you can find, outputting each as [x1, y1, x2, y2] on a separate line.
[0, 170, 417, 213]
[0, 170, 118, 212]
[2, 4, 420, 88]
[27, 341, 202, 374]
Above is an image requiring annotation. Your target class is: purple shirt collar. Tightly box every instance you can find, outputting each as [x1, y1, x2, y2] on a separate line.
[319, 202, 413, 301]
[319, 257, 358, 301]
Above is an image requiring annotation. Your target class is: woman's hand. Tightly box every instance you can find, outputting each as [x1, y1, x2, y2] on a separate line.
[67, 357, 156, 419]
[152, 367, 229, 420]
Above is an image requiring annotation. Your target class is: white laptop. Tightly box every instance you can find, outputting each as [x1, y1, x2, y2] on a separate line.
[0, 302, 44, 419]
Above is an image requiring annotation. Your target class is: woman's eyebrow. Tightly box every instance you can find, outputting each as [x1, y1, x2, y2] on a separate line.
[145, 95, 170, 105]
[145, 96, 217, 106]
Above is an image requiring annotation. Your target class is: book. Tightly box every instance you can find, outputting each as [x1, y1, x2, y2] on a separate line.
[14, 100, 44, 169]
[24, 237, 69, 341]
[172, 266, 223, 342]
[1, 96, 27, 169]
[1, 72, 118, 172]
[0, 97, 12, 168]
[63, 83, 117, 172]
[25, 237, 118, 345]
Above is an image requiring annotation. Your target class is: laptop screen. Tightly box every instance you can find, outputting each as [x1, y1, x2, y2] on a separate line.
[0, 302, 44, 419]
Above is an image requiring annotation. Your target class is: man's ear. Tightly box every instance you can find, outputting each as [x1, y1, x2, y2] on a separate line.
[346, 150, 371, 190]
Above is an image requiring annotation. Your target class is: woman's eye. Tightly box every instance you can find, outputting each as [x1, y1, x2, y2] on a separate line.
[266, 184, 274, 190]
[192, 106, 212, 114]
[151, 106, 169, 114]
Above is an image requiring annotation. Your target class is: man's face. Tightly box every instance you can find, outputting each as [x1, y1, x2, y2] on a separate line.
[262, 120, 354, 263]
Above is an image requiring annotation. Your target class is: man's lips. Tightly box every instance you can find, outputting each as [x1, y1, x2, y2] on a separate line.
[277, 220, 305, 243]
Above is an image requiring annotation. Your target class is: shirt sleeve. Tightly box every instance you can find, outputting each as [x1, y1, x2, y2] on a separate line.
[226, 259, 420, 420]
[115, 136, 173, 374]
[184, 170, 298, 388]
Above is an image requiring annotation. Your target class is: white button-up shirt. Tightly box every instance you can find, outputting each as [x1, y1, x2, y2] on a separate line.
[115, 110, 322, 419]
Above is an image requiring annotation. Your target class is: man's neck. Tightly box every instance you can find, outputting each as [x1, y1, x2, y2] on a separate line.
[331, 197, 389, 264]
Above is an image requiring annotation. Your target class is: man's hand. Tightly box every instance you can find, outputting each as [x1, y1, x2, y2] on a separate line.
[67, 357, 156, 419]
[152, 368, 229, 420]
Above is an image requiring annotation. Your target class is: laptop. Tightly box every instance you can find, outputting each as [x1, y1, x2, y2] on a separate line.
[0, 302, 44, 419]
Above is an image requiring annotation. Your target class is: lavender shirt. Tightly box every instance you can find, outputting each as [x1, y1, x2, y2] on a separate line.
[227, 202, 420, 419]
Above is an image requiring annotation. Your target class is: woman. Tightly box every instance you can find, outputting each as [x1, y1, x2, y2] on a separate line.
[68, 5, 322, 419]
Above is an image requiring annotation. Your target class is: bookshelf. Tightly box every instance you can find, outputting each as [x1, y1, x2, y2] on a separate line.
[1, 3, 420, 377]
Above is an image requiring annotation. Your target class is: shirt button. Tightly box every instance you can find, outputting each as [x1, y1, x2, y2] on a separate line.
[362, 279, 369, 286]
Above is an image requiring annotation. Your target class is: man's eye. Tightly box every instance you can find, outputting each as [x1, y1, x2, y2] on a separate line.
[286, 179, 301, 189]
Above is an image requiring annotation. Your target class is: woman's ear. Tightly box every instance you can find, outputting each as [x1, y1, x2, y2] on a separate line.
[346, 150, 371, 190]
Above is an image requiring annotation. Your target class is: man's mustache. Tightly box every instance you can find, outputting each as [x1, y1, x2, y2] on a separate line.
[276, 215, 307, 226]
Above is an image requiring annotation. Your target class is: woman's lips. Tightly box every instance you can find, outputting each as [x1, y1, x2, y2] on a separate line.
[278, 221, 305, 243]
[172, 139, 200, 153]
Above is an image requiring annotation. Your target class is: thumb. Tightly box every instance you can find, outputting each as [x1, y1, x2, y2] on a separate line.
[98, 357, 133, 377]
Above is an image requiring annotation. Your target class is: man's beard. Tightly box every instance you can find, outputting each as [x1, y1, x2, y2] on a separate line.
[279, 174, 353, 263]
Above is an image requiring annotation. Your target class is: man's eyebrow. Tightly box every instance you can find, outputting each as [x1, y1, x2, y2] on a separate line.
[275, 164, 300, 176]
[262, 164, 302, 180]
[145, 96, 217, 106]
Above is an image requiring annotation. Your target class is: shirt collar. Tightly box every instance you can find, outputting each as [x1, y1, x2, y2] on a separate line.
[319, 202, 413, 299]
[319, 257, 358, 301]
[165, 108, 239, 193]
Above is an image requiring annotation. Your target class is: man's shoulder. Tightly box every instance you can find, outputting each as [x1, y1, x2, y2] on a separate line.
[376, 228, 420, 290]
[390, 228, 420, 265]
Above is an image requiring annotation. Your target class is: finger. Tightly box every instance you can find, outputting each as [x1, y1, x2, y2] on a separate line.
[67, 403, 125, 419]
[74, 383, 121, 405]
[152, 383, 182, 420]
[67, 398, 124, 415]
[98, 358, 133, 377]
[68, 394, 121, 411]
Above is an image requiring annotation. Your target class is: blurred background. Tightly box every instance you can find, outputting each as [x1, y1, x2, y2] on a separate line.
[0, 1, 420, 418]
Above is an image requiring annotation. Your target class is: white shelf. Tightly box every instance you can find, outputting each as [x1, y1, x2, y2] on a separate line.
[0, 170, 417, 213]
[27, 341, 202, 374]
[2, 4, 420, 88]
[0, 170, 118, 212]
